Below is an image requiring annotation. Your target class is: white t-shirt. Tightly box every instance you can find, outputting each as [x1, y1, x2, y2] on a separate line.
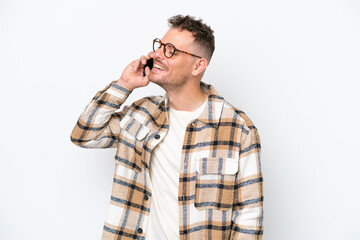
[146, 99, 208, 239]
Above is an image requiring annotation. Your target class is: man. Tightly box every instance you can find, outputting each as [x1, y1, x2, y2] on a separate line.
[71, 15, 263, 240]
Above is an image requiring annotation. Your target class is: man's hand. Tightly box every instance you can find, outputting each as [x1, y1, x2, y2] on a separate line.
[116, 55, 151, 91]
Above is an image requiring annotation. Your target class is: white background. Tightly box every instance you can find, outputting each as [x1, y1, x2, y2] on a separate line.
[1, 0, 359, 239]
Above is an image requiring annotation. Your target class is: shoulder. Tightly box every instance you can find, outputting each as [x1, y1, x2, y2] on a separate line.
[222, 100, 258, 132]
[222, 101, 261, 148]
[205, 81, 258, 133]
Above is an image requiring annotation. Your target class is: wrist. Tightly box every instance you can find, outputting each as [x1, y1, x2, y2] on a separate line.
[115, 78, 134, 91]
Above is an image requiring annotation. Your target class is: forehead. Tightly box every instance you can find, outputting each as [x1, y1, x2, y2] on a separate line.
[161, 28, 195, 49]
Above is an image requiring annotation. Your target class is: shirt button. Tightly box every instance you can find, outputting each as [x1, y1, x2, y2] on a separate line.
[154, 134, 160, 139]
[137, 228, 143, 234]
[144, 195, 149, 201]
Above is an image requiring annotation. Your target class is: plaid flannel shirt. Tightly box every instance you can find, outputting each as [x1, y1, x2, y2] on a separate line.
[71, 81, 263, 240]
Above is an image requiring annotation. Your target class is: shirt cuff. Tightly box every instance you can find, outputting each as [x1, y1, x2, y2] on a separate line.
[105, 81, 132, 101]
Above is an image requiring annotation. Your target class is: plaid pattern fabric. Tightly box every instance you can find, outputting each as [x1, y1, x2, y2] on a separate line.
[71, 81, 263, 240]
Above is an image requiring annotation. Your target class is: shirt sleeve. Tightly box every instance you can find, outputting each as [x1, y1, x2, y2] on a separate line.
[70, 81, 132, 149]
[230, 127, 264, 239]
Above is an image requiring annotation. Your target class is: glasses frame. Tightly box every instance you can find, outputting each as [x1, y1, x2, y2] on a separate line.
[152, 38, 202, 59]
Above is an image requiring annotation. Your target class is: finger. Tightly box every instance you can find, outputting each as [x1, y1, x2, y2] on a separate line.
[133, 60, 140, 71]
[142, 67, 150, 80]
[140, 55, 147, 65]
[145, 66, 151, 76]
[148, 51, 155, 59]
[142, 67, 150, 85]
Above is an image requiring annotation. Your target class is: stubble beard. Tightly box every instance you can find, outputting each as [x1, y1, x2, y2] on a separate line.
[149, 72, 188, 93]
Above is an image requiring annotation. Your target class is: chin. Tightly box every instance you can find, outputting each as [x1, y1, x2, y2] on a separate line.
[149, 73, 166, 85]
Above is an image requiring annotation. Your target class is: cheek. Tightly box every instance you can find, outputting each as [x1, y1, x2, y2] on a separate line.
[174, 60, 192, 74]
[183, 62, 194, 75]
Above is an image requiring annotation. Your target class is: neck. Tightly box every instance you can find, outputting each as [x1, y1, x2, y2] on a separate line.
[166, 81, 208, 111]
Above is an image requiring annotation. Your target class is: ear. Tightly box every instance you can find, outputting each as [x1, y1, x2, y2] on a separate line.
[192, 58, 208, 77]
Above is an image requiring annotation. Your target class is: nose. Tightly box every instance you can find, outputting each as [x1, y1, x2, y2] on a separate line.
[153, 45, 165, 59]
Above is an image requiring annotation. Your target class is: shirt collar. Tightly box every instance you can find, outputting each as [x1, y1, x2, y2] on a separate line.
[158, 82, 225, 128]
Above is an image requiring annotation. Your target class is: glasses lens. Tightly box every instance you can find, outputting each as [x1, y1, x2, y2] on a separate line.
[164, 43, 175, 58]
[153, 39, 161, 52]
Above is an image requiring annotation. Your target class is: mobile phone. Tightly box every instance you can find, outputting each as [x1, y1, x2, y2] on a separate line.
[143, 58, 154, 77]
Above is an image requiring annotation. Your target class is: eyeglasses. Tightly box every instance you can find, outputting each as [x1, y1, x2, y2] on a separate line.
[152, 38, 202, 59]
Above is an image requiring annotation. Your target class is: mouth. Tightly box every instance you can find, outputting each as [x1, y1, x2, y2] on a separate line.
[153, 63, 167, 71]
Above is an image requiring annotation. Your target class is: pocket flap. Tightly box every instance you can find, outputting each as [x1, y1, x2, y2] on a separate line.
[120, 115, 149, 140]
[196, 157, 238, 175]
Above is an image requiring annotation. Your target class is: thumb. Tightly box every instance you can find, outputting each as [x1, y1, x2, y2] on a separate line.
[141, 67, 151, 86]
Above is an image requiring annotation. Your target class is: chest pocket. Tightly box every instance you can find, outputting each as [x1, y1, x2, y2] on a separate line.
[195, 157, 238, 211]
[120, 115, 150, 141]
[117, 115, 150, 172]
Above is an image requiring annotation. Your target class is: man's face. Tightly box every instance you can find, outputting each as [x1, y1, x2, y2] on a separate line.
[148, 28, 199, 91]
